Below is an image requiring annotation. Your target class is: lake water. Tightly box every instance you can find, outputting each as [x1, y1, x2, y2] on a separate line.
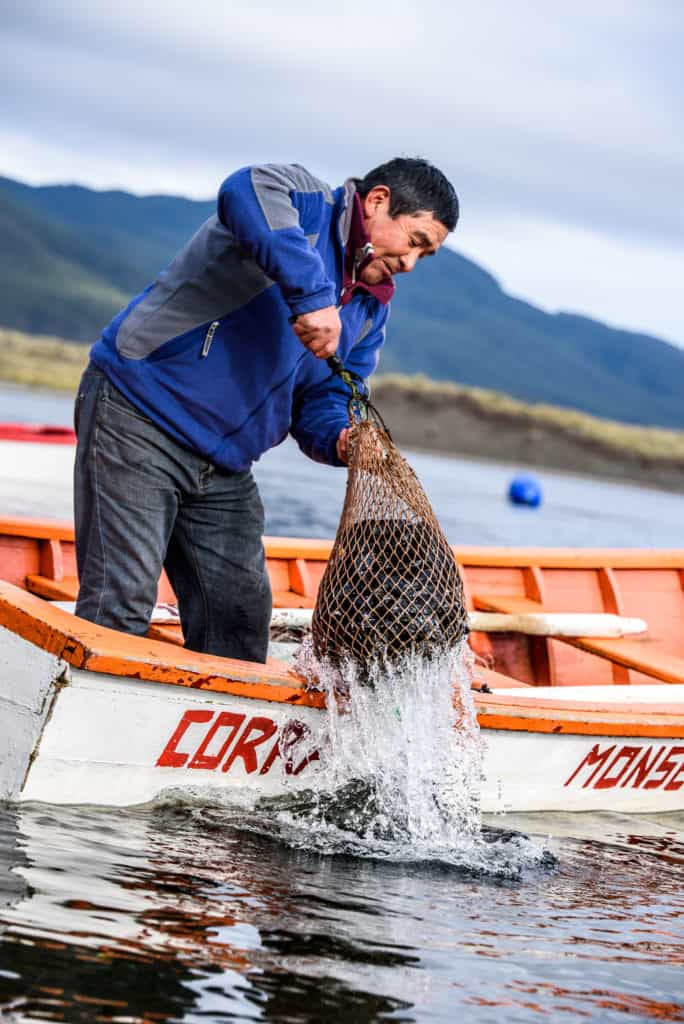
[1, 382, 684, 1023]
[1, 384, 682, 546]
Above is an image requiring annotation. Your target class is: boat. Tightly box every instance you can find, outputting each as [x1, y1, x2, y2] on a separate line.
[1, 514, 684, 813]
[0, 423, 76, 444]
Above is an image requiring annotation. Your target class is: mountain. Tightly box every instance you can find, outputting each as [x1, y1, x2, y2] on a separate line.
[1, 175, 683, 429]
[383, 255, 684, 429]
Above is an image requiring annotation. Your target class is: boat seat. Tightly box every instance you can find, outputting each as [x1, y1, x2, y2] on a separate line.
[27, 578, 190, 648]
[272, 590, 315, 609]
[25, 576, 315, 610]
[146, 623, 185, 646]
[473, 592, 684, 685]
[26, 573, 79, 601]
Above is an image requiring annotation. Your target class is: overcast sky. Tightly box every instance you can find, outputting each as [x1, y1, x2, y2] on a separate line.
[2, 0, 683, 346]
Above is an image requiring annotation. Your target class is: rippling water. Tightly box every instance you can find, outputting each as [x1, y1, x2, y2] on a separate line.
[1, 383, 684, 1021]
[1, 804, 683, 1022]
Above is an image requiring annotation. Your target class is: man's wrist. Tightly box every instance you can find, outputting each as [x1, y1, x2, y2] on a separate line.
[287, 286, 337, 318]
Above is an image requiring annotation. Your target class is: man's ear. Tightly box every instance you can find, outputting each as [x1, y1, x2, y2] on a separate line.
[362, 185, 391, 218]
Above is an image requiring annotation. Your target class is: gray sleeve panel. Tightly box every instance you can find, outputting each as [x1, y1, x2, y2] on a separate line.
[337, 179, 358, 247]
[250, 164, 334, 231]
[116, 215, 274, 360]
[354, 318, 374, 347]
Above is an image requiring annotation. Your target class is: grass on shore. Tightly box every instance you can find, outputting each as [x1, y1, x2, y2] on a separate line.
[2, 326, 683, 465]
[374, 373, 684, 464]
[0, 328, 89, 390]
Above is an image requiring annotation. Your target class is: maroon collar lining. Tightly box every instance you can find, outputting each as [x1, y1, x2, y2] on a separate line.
[340, 193, 395, 307]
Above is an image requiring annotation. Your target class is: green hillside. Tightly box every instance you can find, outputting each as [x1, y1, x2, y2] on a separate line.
[0, 193, 131, 339]
[0, 176, 213, 290]
[1, 175, 683, 429]
[386, 254, 684, 428]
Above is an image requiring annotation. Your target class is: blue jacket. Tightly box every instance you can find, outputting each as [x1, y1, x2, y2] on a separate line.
[90, 164, 389, 471]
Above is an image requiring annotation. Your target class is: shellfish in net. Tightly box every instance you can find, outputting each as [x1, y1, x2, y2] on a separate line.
[312, 418, 469, 674]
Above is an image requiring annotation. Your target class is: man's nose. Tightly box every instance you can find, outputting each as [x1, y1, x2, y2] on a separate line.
[398, 250, 420, 273]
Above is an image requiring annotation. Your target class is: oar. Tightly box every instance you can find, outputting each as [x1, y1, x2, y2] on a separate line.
[51, 601, 647, 638]
[270, 608, 647, 638]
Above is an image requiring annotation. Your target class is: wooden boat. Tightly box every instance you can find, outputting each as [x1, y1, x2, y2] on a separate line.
[1, 515, 684, 813]
[0, 423, 76, 444]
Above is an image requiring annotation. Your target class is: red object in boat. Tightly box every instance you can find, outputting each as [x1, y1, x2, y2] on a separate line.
[0, 423, 76, 444]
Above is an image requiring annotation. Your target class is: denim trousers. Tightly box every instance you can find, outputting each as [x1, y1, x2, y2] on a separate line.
[73, 364, 272, 662]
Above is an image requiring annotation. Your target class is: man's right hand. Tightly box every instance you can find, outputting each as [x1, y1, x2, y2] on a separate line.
[291, 306, 341, 359]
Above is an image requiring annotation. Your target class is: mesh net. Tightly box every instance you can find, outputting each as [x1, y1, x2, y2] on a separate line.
[312, 418, 470, 672]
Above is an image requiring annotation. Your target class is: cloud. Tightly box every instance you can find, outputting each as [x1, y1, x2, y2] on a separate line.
[1, 0, 683, 342]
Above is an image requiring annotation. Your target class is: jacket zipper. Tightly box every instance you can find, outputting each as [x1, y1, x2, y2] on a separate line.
[201, 320, 220, 357]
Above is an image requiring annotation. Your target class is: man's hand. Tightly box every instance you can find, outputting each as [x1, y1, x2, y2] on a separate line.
[336, 427, 351, 464]
[291, 306, 341, 359]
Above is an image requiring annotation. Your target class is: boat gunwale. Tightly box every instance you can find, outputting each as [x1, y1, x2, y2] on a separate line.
[2, 580, 684, 737]
[474, 694, 684, 738]
[0, 580, 325, 709]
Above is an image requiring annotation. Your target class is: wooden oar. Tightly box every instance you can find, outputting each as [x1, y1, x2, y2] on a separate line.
[469, 612, 647, 637]
[270, 608, 647, 638]
[51, 602, 646, 638]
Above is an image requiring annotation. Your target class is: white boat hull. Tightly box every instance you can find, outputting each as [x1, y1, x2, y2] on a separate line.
[21, 664, 322, 806]
[3, 627, 684, 813]
[482, 729, 684, 813]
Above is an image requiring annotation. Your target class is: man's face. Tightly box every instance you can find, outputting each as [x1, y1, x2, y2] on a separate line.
[359, 185, 449, 285]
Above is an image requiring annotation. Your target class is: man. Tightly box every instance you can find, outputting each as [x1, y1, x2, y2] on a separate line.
[74, 158, 459, 663]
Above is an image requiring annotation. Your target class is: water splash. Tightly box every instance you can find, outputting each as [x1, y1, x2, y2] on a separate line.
[156, 643, 553, 877]
[295, 639, 483, 847]
[265, 641, 552, 876]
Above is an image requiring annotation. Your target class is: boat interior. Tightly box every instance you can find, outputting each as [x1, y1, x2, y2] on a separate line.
[1, 516, 683, 700]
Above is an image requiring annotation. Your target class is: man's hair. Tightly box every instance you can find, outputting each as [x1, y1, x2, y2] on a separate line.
[356, 157, 459, 232]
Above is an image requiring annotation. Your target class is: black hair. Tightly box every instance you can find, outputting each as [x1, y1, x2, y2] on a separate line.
[356, 157, 459, 232]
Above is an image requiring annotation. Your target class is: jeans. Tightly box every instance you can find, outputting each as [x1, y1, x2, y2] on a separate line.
[73, 364, 272, 662]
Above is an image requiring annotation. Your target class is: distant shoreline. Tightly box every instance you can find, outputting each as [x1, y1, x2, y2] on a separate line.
[372, 377, 684, 494]
[2, 326, 683, 493]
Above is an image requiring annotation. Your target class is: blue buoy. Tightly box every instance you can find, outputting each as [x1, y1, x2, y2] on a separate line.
[508, 473, 542, 508]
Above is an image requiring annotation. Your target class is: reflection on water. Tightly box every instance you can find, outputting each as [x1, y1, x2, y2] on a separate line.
[1, 804, 683, 1022]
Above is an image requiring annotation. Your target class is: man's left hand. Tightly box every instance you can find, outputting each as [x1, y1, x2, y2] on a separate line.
[336, 427, 351, 464]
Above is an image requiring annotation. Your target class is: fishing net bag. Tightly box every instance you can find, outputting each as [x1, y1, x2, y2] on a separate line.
[312, 417, 470, 673]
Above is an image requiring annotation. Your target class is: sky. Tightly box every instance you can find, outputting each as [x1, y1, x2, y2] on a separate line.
[2, 0, 683, 346]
